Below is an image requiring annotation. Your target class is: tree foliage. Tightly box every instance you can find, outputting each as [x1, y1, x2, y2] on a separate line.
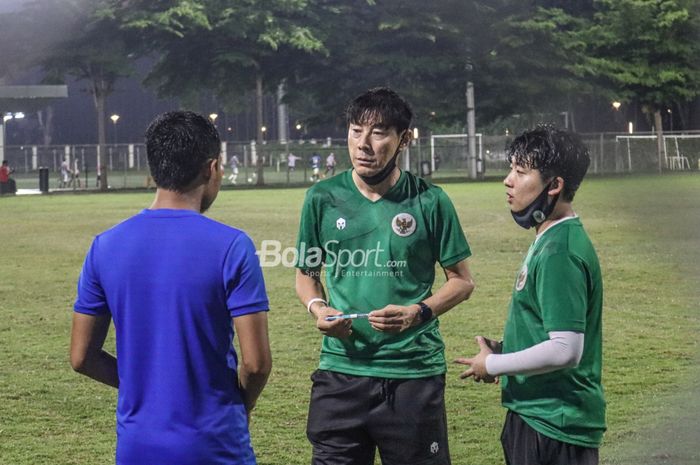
[574, 0, 700, 110]
[2, 0, 700, 143]
[120, 0, 324, 104]
[120, 0, 326, 183]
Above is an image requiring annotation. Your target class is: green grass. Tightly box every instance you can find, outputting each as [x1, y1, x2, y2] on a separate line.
[0, 174, 698, 464]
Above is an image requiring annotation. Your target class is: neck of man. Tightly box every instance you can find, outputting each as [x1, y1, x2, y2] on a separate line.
[534, 200, 575, 235]
[150, 185, 205, 213]
[352, 167, 401, 201]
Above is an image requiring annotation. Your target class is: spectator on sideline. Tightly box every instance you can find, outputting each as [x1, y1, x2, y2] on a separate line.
[59, 157, 72, 188]
[70, 158, 82, 188]
[0, 160, 16, 195]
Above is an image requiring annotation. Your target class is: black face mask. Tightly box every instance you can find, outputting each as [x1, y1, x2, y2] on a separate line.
[357, 132, 406, 186]
[511, 181, 559, 229]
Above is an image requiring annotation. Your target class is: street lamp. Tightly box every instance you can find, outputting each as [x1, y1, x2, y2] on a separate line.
[261, 126, 267, 143]
[611, 101, 623, 132]
[209, 113, 218, 123]
[110, 114, 120, 145]
[1, 113, 13, 162]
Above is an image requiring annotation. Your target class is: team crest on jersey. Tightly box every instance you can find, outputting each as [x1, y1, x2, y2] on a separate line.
[336, 218, 346, 230]
[391, 213, 416, 237]
[515, 264, 528, 291]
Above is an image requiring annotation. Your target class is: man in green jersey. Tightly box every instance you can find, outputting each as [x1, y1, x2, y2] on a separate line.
[295, 87, 475, 465]
[456, 126, 605, 465]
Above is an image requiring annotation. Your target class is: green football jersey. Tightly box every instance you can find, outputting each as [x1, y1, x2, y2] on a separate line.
[501, 217, 606, 447]
[295, 170, 471, 378]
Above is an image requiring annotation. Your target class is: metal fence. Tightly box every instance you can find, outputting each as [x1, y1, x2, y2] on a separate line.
[2, 132, 697, 192]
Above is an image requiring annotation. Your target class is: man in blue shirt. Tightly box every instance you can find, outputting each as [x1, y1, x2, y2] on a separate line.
[70, 111, 272, 465]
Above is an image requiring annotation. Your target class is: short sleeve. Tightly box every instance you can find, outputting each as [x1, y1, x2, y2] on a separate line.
[224, 234, 269, 317]
[536, 253, 587, 332]
[431, 189, 472, 267]
[294, 190, 323, 270]
[74, 238, 110, 316]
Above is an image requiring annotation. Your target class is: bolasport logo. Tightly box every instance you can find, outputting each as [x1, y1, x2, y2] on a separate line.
[257, 240, 406, 277]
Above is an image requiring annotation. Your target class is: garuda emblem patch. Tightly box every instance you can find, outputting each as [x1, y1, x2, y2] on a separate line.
[392, 213, 416, 237]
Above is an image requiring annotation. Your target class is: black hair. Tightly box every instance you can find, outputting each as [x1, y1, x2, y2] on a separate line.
[345, 87, 413, 135]
[507, 125, 590, 202]
[145, 111, 221, 192]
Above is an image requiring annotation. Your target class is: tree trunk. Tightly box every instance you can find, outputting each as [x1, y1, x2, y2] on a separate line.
[654, 109, 664, 173]
[37, 106, 54, 146]
[255, 73, 265, 186]
[569, 109, 576, 132]
[93, 79, 108, 191]
[676, 101, 688, 131]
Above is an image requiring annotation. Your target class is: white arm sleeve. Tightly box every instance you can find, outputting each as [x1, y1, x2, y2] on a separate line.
[485, 331, 584, 376]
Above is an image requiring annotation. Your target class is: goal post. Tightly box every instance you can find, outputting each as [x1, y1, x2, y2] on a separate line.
[663, 134, 700, 170]
[429, 133, 483, 177]
[616, 134, 699, 172]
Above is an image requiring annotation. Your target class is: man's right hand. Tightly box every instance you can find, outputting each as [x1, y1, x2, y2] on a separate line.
[454, 336, 502, 384]
[312, 305, 353, 338]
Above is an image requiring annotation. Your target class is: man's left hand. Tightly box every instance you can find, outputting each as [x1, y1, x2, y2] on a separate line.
[368, 304, 421, 333]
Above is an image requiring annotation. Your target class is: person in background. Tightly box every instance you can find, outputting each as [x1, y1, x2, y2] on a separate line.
[324, 152, 336, 177]
[228, 154, 241, 184]
[59, 157, 72, 188]
[0, 160, 16, 195]
[310, 152, 322, 182]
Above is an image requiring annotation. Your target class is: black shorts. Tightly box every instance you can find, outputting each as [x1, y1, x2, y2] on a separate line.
[307, 370, 451, 465]
[501, 410, 599, 465]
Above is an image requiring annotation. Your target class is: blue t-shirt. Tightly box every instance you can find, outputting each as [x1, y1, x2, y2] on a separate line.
[74, 209, 269, 465]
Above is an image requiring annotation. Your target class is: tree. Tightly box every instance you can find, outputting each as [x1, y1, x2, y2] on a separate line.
[282, 0, 481, 134]
[465, 1, 600, 132]
[24, 0, 135, 189]
[560, 0, 700, 170]
[121, 0, 325, 185]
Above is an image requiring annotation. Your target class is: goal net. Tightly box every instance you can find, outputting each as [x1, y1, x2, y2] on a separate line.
[616, 134, 699, 172]
[428, 133, 483, 179]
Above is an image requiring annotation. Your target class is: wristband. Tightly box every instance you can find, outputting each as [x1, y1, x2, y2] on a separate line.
[306, 298, 328, 314]
[418, 301, 433, 323]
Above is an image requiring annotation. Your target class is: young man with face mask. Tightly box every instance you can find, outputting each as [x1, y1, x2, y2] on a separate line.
[456, 125, 605, 465]
[295, 87, 475, 465]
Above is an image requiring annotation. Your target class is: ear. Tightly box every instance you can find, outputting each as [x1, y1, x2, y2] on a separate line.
[399, 130, 411, 149]
[548, 176, 564, 196]
[202, 157, 220, 181]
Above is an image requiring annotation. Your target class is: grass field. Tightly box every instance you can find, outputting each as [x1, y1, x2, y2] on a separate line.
[0, 173, 698, 465]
